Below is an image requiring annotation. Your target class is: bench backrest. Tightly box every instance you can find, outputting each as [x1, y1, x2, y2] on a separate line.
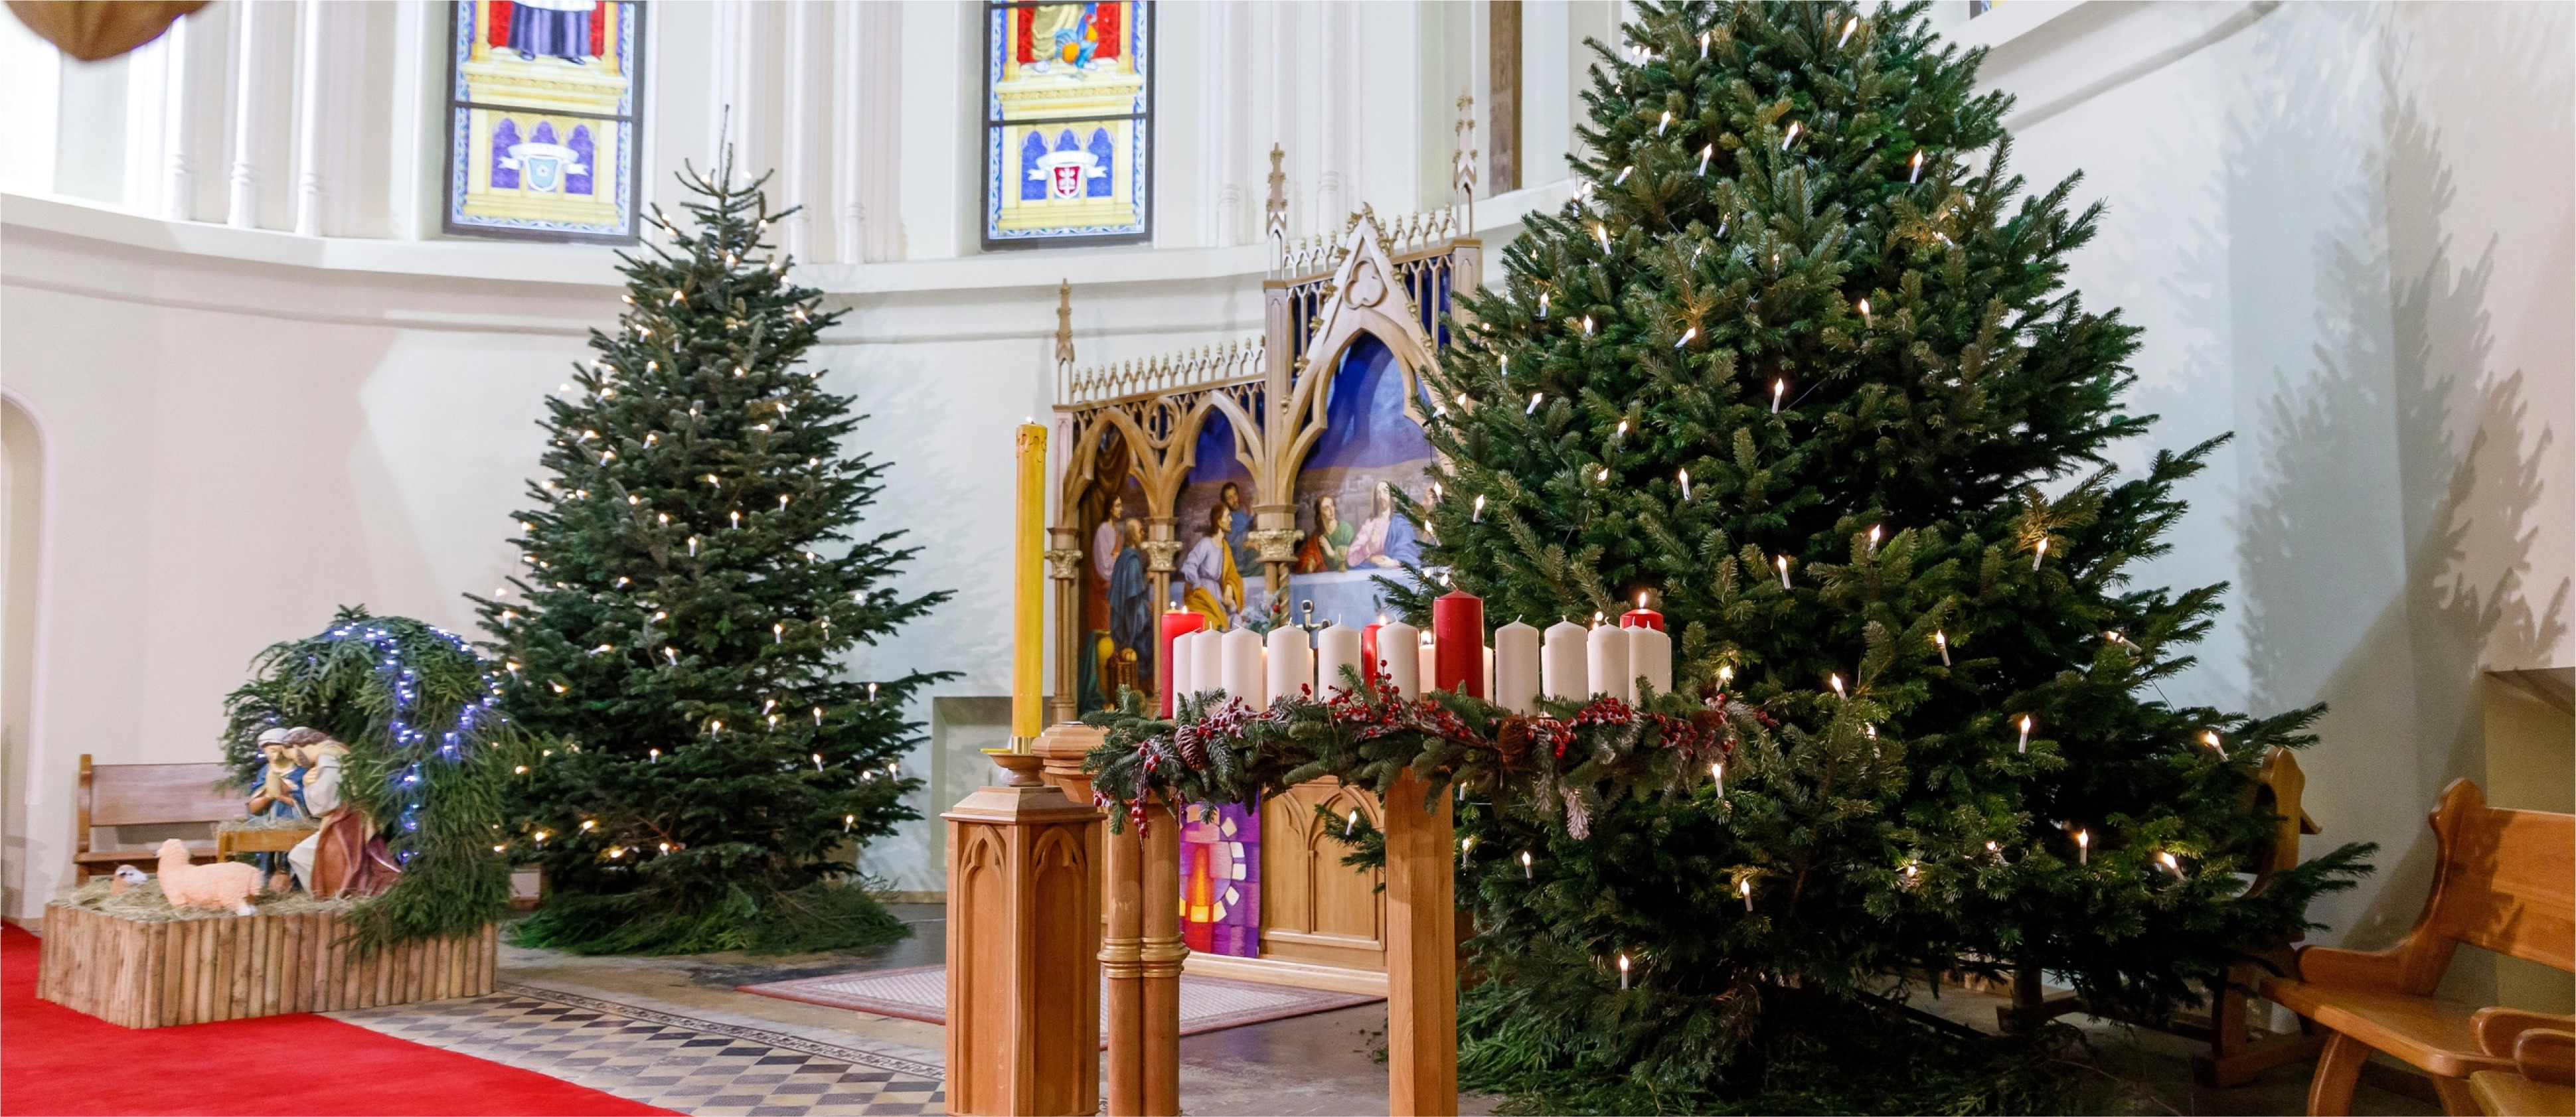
[2427, 779, 2575, 973]
[78, 755, 241, 849]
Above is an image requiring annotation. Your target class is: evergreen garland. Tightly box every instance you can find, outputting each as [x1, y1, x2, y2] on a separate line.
[221, 607, 513, 952]
[475, 155, 951, 956]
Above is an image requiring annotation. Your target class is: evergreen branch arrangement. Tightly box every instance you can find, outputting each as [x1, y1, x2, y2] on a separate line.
[1113, 3, 2375, 1111]
[474, 152, 953, 956]
[221, 607, 513, 952]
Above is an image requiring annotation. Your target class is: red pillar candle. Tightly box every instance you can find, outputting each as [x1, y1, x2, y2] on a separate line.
[1159, 610, 1208, 717]
[1618, 590, 1665, 633]
[1432, 591, 1486, 698]
[1360, 621, 1384, 685]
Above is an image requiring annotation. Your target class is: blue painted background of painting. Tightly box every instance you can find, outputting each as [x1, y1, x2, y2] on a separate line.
[1287, 332, 1432, 629]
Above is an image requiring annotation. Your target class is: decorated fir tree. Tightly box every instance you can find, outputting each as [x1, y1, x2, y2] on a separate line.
[475, 156, 951, 955]
[1380, 1, 2372, 1108]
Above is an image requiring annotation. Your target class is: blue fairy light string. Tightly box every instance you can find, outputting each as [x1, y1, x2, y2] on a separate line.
[318, 620, 508, 863]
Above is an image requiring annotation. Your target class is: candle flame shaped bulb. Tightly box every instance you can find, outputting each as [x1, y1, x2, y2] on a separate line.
[1595, 223, 1611, 251]
[1583, 315, 1595, 336]
[813, 706, 823, 724]
[1776, 555, 1792, 589]
[1613, 166, 1633, 185]
[868, 682, 878, 702]
[2160, 851, 2181, 875]
[2032, 538, 2049, 570]
[1718, 664, 1734, 688]
[843, 814, 854, 832]
[1657, 110, 1672, 135]
[774, 623, 785, 643]
[1698, 144, 1714, 175]
[1473, 494, 1486, 522]
[2203, 730, 2223, 752]
[1618, 953, 1631, 989]
[1521, 850, 1534, 879]
[1773, 379, 1787, 413]
[1839, 15, 1858, 46]
[1739, 878, 1753, 911]
[1528, 392, 1544, 414]
[688, 536, 700, 556]
[1678, 469, 1692, 500]
[1539, 291, 1549, 317]
[1346, 809, 1358, 836]
[1615, 419, 1629, 444]
[1934, 630, 1951, 665]
[1781, 121, 1801, 149]
[1829, 673, 1845, 697]
[1676, 327, 1697, 348]
[812, 753, 823, 771]
[1868, 524, 1882, 554]
[2077, 830, 2089, 865]
[1909, 150, 1926, 183]
[1858, 297, 1872, 327]
[730, 511, 742, 529]
[582, 819, 596, 830]
[2018, 715, 2033, 753]
[649, 748, 661, 763]
[1712, 761, 1724, 796]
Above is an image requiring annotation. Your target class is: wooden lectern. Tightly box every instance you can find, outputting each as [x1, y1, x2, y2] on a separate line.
[942, 751, 1103, 1116]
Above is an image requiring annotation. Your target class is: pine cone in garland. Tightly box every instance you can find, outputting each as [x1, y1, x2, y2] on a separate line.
[1174, 723, 1208, 771]
[1495, 717, 1532, 769]
[1690, 709, 1726, 737]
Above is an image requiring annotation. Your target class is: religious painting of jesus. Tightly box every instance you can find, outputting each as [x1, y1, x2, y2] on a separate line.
[983, 2, 1152, 248]
[444, 1, 642, 242]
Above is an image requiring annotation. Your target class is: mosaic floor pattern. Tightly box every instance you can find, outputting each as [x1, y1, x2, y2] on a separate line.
[333, 982, 945, 1116]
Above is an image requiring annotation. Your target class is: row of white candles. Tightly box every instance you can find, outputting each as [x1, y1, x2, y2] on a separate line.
[1168, 618, 1674, 711]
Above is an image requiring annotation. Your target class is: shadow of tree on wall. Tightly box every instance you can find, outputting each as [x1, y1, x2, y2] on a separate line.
[2221, 6, 2566, 954]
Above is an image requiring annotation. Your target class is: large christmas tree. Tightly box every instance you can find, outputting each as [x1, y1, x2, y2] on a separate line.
[475, 157, 952, 955]
[1388, 2, 2372, 1109]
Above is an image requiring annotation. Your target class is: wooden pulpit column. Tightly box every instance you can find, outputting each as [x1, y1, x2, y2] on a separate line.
[1383, 772, 1459, 1116]
[1101, 796, 1183, 1117]
[943, 752, 1102, 1117]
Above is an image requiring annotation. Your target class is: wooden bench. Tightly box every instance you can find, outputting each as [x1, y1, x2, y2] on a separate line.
[74, 755, 238, 884]
[2263, 780, 2575, 1115]
[2470, 1028, 2573, 1116]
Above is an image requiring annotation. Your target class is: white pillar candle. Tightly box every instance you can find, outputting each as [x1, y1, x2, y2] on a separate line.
[1589, 621, 1632, 703]
[1266, 625, 1313, 702]
[1378, 621, 1421, 699]
[1316, 623, 1363, 698]
[1168, 631, 1196, 707]
[1221, 628, 1267, 706]
[1542, 621, 1588, 702]
[1494, 621, 1542, 713]
[1417, 636, 1438, 696]
[1192, 629, 1226, 703]
[1628, 625, 1672, 699]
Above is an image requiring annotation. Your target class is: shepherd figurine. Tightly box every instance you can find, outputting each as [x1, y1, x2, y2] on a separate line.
[155, 839, 261, 915]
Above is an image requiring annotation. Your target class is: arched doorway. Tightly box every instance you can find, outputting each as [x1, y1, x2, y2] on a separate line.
[2, 395, 50, 921]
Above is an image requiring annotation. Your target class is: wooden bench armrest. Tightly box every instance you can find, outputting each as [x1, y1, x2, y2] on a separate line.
[2476, 1009, 2576, 1059]
[2293, 942, 2418, 990]
[2513, 1029, 2575, 1086]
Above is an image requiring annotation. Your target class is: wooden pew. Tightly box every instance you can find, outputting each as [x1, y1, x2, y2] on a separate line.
[2263, 780, 2575, 1115]
[2469, 1028, 2573, 1116]
[74, 755, 237, 883]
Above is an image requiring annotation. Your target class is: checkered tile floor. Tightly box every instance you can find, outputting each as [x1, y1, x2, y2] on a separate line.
[333, 982, 946, 1116]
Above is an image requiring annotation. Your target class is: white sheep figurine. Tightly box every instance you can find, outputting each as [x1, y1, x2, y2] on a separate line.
[155, 838, 262, 915]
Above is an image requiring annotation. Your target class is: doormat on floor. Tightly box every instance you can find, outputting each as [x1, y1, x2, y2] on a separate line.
[739, 964, 1382, 1037]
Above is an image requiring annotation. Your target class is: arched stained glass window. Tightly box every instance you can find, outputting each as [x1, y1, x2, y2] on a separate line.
[983, 2, 1152, 248]
[443, 1, 644, 242]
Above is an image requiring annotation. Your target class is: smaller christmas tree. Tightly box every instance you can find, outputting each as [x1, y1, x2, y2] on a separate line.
[476, 154, 952, 955]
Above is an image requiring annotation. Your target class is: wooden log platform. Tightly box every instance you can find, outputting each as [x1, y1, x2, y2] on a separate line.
[34, 902, 496, 1027]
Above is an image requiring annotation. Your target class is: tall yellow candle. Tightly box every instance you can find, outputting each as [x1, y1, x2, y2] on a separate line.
[1012, 422, 1047, 743]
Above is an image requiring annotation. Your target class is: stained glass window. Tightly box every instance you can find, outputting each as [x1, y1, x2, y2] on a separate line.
[983, 2, 1152, 248]
[444, 1, 644, 243]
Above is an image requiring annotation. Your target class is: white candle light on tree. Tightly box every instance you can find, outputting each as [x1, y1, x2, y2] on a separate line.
[2018, 715, 2032, 753]
[1934, 630, 1951, 666]
[2077, 830, 2089, 865]
[1617, 953, 1631, 990]
[1739, 878, 1753, 913]
[1521, 850, 1533, 879]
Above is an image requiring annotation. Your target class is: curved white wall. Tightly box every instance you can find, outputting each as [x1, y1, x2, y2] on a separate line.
[3, 4, 2567, 968]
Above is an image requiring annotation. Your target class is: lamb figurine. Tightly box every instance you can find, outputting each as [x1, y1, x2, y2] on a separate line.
[155, 838, 261, 915]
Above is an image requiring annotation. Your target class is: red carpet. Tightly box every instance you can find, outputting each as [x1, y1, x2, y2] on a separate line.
[2, 923, 672, 1116]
